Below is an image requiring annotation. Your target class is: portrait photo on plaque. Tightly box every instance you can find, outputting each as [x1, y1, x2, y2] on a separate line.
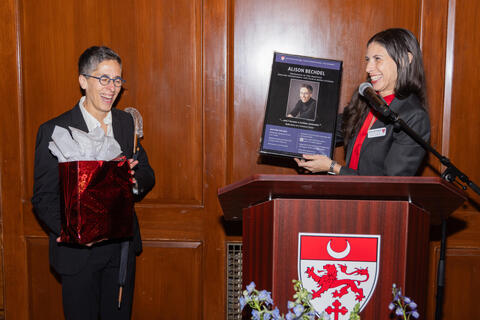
[286, 80, 319, 121]
[260, 52, 343, 159]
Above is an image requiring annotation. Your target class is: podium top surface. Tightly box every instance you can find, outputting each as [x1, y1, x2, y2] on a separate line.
[218, 174, 466, 223]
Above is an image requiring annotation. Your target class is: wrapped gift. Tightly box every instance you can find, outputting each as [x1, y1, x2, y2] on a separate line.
[59, 159, 134, 244]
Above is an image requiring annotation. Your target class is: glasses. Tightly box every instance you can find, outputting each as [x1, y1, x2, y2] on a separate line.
[82, 74, 125, 87]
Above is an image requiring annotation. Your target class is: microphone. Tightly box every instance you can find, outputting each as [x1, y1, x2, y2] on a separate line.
[358, 82, 396, 120]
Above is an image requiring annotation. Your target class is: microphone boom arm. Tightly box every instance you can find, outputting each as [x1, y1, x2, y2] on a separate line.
[359, 82, 479, 194]
[379, 103, 479, 194]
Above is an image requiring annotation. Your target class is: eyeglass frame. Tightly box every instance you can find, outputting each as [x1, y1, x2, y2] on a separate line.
[81, 73, 126, 87]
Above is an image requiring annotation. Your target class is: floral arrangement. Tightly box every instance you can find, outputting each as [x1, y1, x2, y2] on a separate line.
[239, 280, 358, 320]
[389, 284, 419, 319]
[239, 281, 419, 320]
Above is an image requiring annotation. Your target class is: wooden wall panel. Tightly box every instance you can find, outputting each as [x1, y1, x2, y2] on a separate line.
[26, 238, 63, 319]
[442, 248, 480, 318]
[420, 0, 449, 176]
[20, 0, 203, 204]
[448, 0, 480, 204]
[25, 239, 205, 319]
[3, 0, 228, 319]
[230, 0, 480, 319]
[1, 0, 30, 318]
[118, 0, 204, 204]
[423, 0, 480, 318]
[133, 241, 203, 319]
[230, 0, 422, 182]
[201, 0, 229, 316]
[428, 246, 480, 319]
[2, 0, 480, 319]
[0, 246, 3, 320]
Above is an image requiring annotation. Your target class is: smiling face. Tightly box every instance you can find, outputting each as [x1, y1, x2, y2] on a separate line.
[79, 59, 122, 121]
[365, 41, 398, 97]
[299, 86, 312, 103]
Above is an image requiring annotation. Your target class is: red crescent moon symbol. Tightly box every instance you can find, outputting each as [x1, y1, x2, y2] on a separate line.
[326, 240, 351, 259]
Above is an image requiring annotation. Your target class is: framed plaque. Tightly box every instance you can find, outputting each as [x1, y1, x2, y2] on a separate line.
[259, 52, 342, 159]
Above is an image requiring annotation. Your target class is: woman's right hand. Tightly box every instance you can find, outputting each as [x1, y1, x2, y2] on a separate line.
[294, 154, 333, 173]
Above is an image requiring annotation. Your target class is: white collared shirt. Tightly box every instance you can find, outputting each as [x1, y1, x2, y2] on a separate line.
[78, 97, 139, 194]
[78, 96, 114, 137]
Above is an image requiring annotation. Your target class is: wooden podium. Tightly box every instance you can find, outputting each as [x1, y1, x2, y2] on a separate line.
[218, 175, 466, 319]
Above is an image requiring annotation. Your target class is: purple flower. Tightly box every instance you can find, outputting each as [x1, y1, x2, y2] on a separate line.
[258, 290, 273, 306]
[293, 304, 304, 316]
[251, 309, 261, 320]
[395, 308, 404, 316]
[239, 296, 247, 310]
[247, 281, 256, 294]
[287, 301, 295, 309]
[272, 308, 281, 319]
[390, 284, 420, 320]
[394, 290, 402, 301]
[241, 279, 321, 320]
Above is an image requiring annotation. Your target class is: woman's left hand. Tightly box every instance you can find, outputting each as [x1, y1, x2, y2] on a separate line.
[128, 159, 138, 184]
[294, 154, 332, 173]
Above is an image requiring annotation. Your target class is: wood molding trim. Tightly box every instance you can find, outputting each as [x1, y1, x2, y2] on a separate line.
[442, 0, 456, 159]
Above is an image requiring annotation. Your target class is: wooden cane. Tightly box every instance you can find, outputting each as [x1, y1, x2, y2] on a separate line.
[118, 286, 123, 308]
[133, 117, 138, 155]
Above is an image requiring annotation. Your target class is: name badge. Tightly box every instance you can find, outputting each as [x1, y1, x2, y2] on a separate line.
[368, 127, 387, 138]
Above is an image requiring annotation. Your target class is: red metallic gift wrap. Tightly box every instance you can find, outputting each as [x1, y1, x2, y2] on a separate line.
[58, 160, 134, 244]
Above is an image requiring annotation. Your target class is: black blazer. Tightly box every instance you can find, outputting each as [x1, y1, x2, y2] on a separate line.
[32, 103, 155, 275]
[337, 94, 430, 176]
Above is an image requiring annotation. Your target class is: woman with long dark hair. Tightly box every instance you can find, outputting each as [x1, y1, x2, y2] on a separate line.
[295, 28, 430, 176]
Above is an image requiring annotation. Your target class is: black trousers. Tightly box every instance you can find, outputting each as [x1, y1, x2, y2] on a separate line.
[61, 241, 136, 320]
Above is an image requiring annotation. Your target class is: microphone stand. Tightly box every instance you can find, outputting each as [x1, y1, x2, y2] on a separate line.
[374, 105, 480, 320]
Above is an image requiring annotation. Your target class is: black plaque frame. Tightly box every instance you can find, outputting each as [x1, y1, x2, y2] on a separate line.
[259, 52, 342, 159]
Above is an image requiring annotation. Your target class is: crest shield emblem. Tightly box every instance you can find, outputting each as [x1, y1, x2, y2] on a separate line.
[298, 233, 381, 319]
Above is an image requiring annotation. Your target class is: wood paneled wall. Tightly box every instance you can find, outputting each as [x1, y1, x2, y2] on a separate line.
[1, 0, 479, 319]
[2, 0, 227, 319]
[230, 0, 423, 180]
[229, 0, 480, 319]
